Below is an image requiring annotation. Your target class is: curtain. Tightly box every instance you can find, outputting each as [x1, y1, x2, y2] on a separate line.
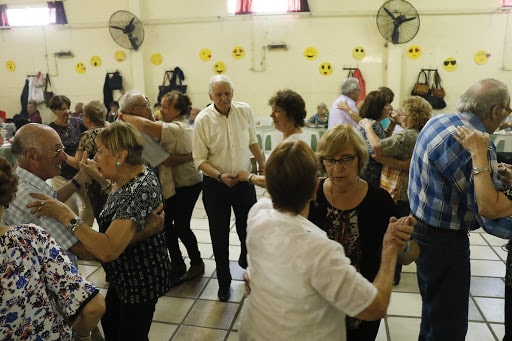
[235, 0, 253, 14]
[48, 1, 67, 25]
[0, 5, 8, 27]
[288, 0, 310, 12]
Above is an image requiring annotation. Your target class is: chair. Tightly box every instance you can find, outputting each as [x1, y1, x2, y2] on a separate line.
[256, 132, 263, 149]
[496, 140, 506, 153]
[262, 130, 283, 159]
[301, 128, 321, 151]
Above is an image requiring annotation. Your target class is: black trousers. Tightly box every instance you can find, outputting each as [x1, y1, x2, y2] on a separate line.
[164, 182, 203, 266]
[101, 285, 157, 341]
[202, 176, 256, 288]
[504, 240, 512, 341]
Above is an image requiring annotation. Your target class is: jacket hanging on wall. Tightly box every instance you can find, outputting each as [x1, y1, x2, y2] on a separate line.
[19, 79, 29, 118]
[103, 71, 123, 110]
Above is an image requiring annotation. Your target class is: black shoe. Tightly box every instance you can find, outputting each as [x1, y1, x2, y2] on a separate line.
[182, 261, 205, 281]
[171, 263, 187, 278]
[218, 286, 231, 302]
[169, 275, 184, 288]
[393, 273, 401, 286]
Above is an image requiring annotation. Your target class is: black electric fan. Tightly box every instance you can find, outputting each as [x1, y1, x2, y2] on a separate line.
[108, 10, 145, 51]
[376, 0, 420, 45]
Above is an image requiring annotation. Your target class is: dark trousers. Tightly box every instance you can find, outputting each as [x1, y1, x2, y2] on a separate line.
[504, 240, 512, 341]
[101, 285, 157, 341]
[202, 176, 256, 288]
[164, 182, 202, 266]
[413, 224, 470, 341]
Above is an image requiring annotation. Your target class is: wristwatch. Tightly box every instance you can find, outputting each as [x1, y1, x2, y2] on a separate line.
[217, 173, 223, 182]
[66, 216, 84, 234]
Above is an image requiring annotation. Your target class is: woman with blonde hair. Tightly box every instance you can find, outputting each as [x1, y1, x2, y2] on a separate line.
[27, 121, 172, 340]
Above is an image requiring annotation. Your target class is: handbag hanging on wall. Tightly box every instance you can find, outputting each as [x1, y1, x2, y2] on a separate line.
[410, 70, 430, 97]
[157, 67, 188, 102]
[424, 70, 446, 109]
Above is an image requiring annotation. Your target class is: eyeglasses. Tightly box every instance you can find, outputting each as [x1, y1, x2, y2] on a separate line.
[443, 60, 456, 66]
[500, 106, 512, 116]
[322, 155, 357, 167]
[34, 144, 65, 157]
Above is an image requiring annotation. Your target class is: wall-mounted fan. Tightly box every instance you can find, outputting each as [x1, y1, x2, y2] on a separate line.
[376, 0, 419, 45]
[108, 10, 144, 51]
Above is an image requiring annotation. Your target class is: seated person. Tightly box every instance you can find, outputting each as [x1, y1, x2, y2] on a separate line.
[307, 102, 329, 127]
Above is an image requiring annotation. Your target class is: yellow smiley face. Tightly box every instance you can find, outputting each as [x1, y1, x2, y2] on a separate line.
[199, 48, 212, 62]
[213, 61, 226, 74]
[6, 60, 16, 72]
[114, 50, 126, 62]
[474, 50, 490, 65]
[150, 53, 163, 65]
[352, 46, 366, 60]
[443, 57, 457, 72]
[304, 46, 318, 60]
[407, 45, 422, 60]
[232, 46, 245, 60]
[90, 55, 102, 67]
[75, 62, 86, 74]
[319, 62, 332, 76]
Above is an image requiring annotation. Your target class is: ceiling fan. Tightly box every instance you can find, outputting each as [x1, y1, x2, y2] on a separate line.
[108, 10, 145, 51]
[376, 0, 420, 45]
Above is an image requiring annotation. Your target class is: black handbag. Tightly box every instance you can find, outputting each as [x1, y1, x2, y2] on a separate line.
[423, 70, 446, 109]
[157, 67, 187, 102]
[44, 73, 54, 107]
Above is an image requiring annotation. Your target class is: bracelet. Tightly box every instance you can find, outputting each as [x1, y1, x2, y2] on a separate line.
[217, 173, 223, 182]
[248, 174, 254, 184]
[71, 178, 81, 189]
[101, 181, 112, 192]
[398, 241, 411, 256]
[472, 167, 491, 175]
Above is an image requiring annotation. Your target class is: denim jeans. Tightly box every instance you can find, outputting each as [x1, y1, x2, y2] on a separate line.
[413, 223, 470, 341]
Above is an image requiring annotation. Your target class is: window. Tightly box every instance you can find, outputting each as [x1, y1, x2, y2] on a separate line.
[228, 0, 309, 14]
[3, 2, 67, 26]
[504, 0, 512, 6]
[7, 6, 50, 26]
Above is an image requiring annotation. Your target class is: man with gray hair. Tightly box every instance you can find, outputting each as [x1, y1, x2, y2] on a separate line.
[408, 78, 511, 340]
[328, 77, 361, 129]
[193, 75, 265, 302]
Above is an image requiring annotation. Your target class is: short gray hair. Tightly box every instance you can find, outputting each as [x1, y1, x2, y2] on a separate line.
[208, 75, 234, 94]
[119, 90, 145, 112]
[341, 77, 360, 95]
[456, 79, 510, 121]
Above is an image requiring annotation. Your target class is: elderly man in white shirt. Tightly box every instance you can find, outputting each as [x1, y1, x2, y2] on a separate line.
[193, 75, 265, 302]
[328, 77, 361, 129]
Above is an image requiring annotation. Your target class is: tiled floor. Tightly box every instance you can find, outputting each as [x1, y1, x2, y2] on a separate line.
[79, 186, 509, 340]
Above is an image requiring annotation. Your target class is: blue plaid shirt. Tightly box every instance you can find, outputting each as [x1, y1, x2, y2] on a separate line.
[408, 112, 502, 231]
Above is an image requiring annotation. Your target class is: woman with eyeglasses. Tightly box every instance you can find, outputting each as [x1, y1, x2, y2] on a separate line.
[308, 124, 416, 341]
[48, 95, 94, 226]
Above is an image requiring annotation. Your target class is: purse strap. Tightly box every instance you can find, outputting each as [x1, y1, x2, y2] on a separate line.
[416, 70, 429, 84]
[162, 70, 172, 86]
[433, 70, 442, 88]
[44, 73, 52, 91]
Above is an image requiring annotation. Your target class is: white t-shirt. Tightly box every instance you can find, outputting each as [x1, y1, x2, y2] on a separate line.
[239, 198, 378, 341]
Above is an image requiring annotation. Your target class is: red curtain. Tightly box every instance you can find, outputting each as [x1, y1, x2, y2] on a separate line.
[235, 0, 253, 14]
[0, 5, 9, 27]
[48, 1, 68, 25]
[288, 0, 310, 12]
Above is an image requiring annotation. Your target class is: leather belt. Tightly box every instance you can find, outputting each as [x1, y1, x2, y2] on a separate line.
[414, 216, 469, 237]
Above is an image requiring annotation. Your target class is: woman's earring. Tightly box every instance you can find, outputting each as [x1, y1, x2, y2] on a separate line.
[116, 161, 121, 166]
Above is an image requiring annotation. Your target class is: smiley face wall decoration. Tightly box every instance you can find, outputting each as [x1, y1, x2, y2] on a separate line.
[443, 57, 457, 72]
[232, 46, 245, 60]
[407, 45, 422, 60]
[304, 46, 318, 60]
[352, 46, 366, 60]
[319, 62, 332, 76]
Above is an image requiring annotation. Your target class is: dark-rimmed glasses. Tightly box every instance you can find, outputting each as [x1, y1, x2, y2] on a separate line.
[322, 155, 357, 167]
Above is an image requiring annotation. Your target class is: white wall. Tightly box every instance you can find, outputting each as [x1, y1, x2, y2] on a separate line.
[0, 0, 511, 122]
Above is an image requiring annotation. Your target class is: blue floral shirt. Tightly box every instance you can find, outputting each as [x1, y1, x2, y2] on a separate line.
[0, 224, 98, 340]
